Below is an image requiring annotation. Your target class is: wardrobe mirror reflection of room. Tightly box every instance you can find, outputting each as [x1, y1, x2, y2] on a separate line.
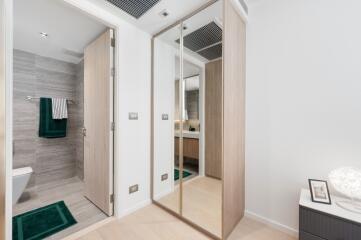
[152, 0, 224, 238]
[12, 0, 115, 239]
[153, 0, 246, 239]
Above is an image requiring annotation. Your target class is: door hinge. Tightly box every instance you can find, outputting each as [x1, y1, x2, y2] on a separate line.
[110, 194, 114, 203]
[111, 38, 115, 47]
[111, 122, 115, 131]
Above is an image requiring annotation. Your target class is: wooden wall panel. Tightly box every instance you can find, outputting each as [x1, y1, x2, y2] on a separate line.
[205, 60, 222, 180]
[222, 0, 246, 238]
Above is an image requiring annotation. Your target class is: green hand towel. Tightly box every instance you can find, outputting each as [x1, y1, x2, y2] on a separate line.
[39, 97, 67, 138]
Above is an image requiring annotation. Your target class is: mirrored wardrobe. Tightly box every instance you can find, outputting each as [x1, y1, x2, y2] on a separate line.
[152, 0, 246, 239]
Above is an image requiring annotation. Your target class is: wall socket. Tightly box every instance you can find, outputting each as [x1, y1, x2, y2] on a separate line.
[161, 173, 168, 181]
[162, 114, 169, 120]
[129, 112, 138, 120]
[129, 184, 139, 194]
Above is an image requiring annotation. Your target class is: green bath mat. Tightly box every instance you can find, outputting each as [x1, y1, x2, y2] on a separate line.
[13, 201, 77, 240]
[174, 169, 192, 181]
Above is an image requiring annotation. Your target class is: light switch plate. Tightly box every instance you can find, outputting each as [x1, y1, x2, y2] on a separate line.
[162, 114, 169, 120]
[129, 184, 139, 194]
[161, 173, 168, 181]
[129, 112, 138, 120]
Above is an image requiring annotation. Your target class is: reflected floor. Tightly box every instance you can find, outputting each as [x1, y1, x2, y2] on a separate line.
[13, 177, 108, 240]
[157, 176, 222, 237]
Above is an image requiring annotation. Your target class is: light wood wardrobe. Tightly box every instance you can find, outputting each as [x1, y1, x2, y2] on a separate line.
[151, 0, 246, 239]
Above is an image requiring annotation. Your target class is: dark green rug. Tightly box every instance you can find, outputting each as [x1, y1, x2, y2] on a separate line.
[174, 169, 192, 181]
[13, 201, 77, 240]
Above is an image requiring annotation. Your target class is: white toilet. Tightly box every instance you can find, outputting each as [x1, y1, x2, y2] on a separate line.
[13, 167, 33, 205]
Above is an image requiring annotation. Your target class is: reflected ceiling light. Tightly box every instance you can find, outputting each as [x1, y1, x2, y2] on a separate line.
[329, 167, 361, 213]
[159, 9, 170, 18]
[39, 32, 48, 38]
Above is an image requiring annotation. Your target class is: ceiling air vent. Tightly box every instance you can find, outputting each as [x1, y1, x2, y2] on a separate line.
[177, 22, 222, 52]
[107, 0, 161, 19]
[175, 21, 223, 61]
[198, 43, 222, 61]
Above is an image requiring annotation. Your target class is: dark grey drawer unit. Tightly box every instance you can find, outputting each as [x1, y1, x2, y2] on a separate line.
[300, 206, 361, 240]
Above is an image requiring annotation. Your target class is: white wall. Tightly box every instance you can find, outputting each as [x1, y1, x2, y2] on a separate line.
[62, 0, 151, 218]
[153, 38, 176, 199]
[115, 20, 151, 217]
[246, 0, 361, 234]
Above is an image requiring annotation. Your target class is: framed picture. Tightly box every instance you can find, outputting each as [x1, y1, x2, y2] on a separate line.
[308, 179, 332, 204]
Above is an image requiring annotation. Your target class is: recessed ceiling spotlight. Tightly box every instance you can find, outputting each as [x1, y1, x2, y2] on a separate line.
[159, 9, 170, 18]
[39, 32, 48, 38]
[183, 24, 188, 31]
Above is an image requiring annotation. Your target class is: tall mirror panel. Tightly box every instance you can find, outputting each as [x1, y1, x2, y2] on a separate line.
[153, 24, 182, 214]
[181, 1, 223, 238]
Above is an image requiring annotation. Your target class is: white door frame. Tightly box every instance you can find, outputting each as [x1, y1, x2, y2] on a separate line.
[3, 0, 121, 238]
[2, 0, 13, 239]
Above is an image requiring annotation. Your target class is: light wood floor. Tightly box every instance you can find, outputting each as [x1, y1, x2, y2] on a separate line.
[157, 176, 222, 237]
[13, 177, 108, 239]
[68, 204, 297, 240]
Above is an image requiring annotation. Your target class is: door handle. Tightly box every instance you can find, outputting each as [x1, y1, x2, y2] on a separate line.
[82, 127, 87, 137]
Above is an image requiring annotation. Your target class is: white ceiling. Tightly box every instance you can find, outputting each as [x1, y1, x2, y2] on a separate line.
[90, 0, 211, 35]
[14, 0, 226, 64]
[14, 0, 107, 63]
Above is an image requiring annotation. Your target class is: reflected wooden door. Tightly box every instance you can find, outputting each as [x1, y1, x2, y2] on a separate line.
[205, 59, 222, 179]
[84, 29, 114, 216]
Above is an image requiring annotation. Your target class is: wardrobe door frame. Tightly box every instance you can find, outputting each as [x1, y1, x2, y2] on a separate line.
[222, 0, 247, 238]
[151, 1, 247, 240]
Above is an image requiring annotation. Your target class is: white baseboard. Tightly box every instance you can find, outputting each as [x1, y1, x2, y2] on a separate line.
[118, 199, 152, 218]
[245, 210, 298, 237]
[154, 188, 174, 201]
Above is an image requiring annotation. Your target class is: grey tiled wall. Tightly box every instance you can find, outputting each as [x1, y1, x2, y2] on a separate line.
[75, 61, 84, 180]
[186, 90, 199, 120]
[13, 49, 84, 187]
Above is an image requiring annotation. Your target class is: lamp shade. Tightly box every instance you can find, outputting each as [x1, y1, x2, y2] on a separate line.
[329, 167, 361, 200]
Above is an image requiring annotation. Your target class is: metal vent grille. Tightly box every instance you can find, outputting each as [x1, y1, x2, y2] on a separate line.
[198, 43, 222, 61]
[107, 0, 160, 19]
[177, 22, 222, 52]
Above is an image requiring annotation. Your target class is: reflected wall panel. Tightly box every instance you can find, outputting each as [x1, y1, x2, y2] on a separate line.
[205, 60, 222, 180]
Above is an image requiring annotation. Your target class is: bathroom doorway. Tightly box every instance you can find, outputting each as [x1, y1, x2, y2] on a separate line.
[12, 0, 115, 239]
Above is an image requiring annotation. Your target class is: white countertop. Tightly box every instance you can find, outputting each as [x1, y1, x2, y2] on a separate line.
[174, 130, 199, 139]
[299, 188, 361, 224]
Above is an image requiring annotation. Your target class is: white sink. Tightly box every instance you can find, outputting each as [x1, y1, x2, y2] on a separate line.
[175, 130, 199, 139]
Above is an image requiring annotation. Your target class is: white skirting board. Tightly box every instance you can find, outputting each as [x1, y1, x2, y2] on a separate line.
[117, 199, 152, 218]
[245, 210, 298, 237]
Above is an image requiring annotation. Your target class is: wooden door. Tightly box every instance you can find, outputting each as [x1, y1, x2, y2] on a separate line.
[84, 29, 114, 216]
[205, 59, 222, 179]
